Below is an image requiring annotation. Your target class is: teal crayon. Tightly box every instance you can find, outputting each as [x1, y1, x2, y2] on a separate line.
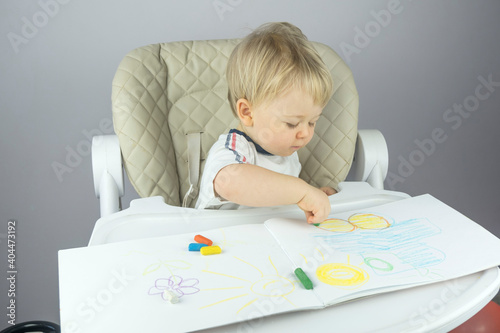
[294, 268, 313, 290]
[188, 243, 208, 251]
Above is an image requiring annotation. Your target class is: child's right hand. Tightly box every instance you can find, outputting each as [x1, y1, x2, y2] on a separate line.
[297, 186, 331, 224]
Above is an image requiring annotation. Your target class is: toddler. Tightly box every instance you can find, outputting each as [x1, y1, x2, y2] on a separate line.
[195, 22, 335, 224]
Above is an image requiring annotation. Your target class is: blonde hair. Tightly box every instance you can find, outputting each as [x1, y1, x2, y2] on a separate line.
[226, 22, 333, 116]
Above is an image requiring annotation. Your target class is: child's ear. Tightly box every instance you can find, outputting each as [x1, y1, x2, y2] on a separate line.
[236, 98, 253, 127]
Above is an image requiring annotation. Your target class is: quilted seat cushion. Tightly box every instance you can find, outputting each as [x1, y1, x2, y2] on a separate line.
[112, 39, 358, 207]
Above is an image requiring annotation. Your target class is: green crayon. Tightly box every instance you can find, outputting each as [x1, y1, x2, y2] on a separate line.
[294, 268, 313, 290]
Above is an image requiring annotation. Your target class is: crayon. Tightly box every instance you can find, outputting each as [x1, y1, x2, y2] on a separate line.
[163, 290, 179, 304]
[294, 267, 313, 290]
[194, 234, 213, 246]
[200, 245, 222, 256]
[188, 243, 208, 251]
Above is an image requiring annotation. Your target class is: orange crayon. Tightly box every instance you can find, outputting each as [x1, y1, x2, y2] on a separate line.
[194, 234, 213, 246]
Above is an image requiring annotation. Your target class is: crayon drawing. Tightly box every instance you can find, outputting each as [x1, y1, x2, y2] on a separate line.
[299, 247, 370, 290]
[316, 263, 369, 288]
[199, 255, 298, 314]
[314, 214, 444, 279]
[318, 213, 393, 233]
[148, 275, 200, 301]
[316, 254, 370, 289]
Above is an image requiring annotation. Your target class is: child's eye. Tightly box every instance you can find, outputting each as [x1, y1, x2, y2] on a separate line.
[308, 122, 316, 127]
[286, 122, 299, 129]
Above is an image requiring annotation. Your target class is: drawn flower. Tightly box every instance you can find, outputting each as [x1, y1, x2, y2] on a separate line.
[148, 275, 200, 300]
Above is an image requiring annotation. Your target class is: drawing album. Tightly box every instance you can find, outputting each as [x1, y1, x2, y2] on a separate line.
[58, 194, 500, 332]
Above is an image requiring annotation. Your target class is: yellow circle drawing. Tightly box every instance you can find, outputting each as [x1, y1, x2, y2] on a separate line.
[318, 218, 356, 232]
[251, 276, 295, 297]
[316, 263, 369, 287]
[348, 213, 390, 230]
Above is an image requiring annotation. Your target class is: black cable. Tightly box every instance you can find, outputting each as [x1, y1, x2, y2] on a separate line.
[0, 321, 60, 333]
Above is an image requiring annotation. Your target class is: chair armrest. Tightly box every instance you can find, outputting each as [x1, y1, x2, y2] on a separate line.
[92, 135, 124, 217]
[349, 129, 388, 189]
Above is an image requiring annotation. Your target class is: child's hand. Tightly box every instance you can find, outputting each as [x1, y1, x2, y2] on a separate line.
[320, 186, 337, 196]
[297, 186, 331, 224]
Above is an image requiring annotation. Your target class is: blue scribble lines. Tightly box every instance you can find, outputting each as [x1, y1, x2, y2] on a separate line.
[314, 217, 444, 277]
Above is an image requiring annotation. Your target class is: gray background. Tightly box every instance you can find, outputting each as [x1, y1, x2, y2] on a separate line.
[1, 0, 499, 327]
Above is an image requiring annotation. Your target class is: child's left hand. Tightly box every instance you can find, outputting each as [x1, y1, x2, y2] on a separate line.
[320, 186, 336, 196]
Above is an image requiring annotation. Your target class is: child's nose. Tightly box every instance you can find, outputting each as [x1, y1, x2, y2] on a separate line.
[296, 125, 311, 139]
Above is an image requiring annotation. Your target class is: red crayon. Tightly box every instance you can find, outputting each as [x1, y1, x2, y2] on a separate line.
[194, 234, 213, 246]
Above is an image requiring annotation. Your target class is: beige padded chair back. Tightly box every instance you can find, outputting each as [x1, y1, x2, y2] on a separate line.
[112, 39, 358, 207]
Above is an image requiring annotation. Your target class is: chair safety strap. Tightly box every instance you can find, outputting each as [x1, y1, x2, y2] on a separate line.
[182, 132, 201, 207]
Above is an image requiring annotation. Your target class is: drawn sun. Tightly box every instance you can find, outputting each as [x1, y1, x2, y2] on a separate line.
[199, 256, 297, 314]
[318, 213, 392, 233]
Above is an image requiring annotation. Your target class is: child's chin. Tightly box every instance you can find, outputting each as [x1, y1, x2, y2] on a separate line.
[279, 150, 297, 157]
[270, 146, 299, 156]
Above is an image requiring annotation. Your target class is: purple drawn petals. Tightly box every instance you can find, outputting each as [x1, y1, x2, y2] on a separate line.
[148, 275, 200, 300]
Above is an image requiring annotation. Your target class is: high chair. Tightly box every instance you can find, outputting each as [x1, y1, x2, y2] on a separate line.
[85, 39, 500, 332]
[89, 38, 397, 240]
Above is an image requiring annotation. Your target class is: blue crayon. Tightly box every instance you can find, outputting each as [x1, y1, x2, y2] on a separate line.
[188, 243, 208, 251]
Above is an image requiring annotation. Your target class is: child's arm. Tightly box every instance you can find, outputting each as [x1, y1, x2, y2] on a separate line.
[320, 186, 337, 196]
[214, 164, 331, 224]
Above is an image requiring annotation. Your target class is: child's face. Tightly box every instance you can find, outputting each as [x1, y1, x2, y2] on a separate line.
[241, 88, 323, 156]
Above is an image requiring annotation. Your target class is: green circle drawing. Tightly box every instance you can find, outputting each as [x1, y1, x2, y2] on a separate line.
[364, 257, 394, 272]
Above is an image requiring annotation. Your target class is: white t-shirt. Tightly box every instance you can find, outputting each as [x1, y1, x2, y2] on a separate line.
[195, 129, 302, 210]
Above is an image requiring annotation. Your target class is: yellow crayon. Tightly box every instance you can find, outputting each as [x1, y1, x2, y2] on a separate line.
[200, 245, 222, 256]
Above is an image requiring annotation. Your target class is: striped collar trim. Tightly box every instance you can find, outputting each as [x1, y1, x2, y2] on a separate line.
[229, 129, 273, 156]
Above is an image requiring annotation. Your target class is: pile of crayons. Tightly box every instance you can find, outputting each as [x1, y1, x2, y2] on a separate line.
[188, 234, 221, 255]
